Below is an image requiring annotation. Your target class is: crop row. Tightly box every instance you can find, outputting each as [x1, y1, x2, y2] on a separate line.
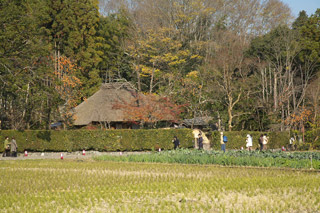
[95, 149, 320, 169]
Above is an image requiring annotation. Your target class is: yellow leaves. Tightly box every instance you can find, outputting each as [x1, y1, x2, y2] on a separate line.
[186, 71, 199, 79]
[190, 54, 202, 59]
[140, 65, 153, 76]
[140, 65, 161, 77]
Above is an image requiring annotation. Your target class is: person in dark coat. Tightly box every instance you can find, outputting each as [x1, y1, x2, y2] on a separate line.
[172, 136, 180, 149]
[259, 134, 264, 151]
[10, 137, 18, 157]
[198, 134, 203, 150]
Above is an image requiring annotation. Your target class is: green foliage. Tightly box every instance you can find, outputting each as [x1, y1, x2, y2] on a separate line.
[0, 0, 55, 129]
[96, 149, 320, 170]
[0, 129, 194, 152]
[0, 0, 131, 130]
[306, 128, 320, 149]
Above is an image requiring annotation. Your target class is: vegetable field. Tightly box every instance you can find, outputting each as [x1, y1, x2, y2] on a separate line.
[96, 149, 320, 170]
[0, 159, 319, 212]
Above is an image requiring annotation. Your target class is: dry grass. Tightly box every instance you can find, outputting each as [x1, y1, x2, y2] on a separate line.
[0, 160, 319, 212]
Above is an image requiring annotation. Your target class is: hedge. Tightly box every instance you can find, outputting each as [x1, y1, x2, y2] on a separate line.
[1, 129, 318, 152]
[0, 129, 194, 152]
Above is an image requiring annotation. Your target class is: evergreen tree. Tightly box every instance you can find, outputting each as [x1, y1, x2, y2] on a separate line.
[0, 0, 56, 129]
[46, 0, 102, 98]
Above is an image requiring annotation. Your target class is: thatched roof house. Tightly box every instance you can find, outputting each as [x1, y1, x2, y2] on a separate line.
[73, 82, 140, 128]
[182, 116, 217, 130]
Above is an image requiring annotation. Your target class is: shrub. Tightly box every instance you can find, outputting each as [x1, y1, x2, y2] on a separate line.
[0, 129, 194, 152]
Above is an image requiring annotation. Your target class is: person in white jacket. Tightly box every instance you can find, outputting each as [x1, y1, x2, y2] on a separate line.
[246, 134, 253, 151]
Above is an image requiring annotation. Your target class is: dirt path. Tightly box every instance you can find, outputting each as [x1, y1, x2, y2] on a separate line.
[0, 151, 150, 160]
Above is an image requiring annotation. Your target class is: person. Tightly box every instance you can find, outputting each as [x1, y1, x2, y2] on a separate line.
[259, 134, 264, 151]
[289, 136, 295, 151]
[246, 134, 253, 151]
[172, 136, 180, 150]
[198, 134, 203, 150]
[10, 137, 18, 157]
[262, 134, 268, 150]
[3, 136, 10, 157]
[220, 132, 226, 153]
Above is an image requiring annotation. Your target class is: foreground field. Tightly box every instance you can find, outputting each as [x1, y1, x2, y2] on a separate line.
[0, 160, 319, 212]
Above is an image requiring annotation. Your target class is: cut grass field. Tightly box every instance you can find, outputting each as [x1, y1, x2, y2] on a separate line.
[0, 159, 319, 212]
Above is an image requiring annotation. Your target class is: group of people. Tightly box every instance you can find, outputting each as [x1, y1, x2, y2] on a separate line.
[173, 132, 298, 152]
[2, 136, 18, 157]
[172, 133, 204, 150]
[218, 132, 269, 152]
[245, 134, 269, 151]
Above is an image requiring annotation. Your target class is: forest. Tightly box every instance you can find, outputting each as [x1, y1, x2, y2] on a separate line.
[0, 0, 319, 132]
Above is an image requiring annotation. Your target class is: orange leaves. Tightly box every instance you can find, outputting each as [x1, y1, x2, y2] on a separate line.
[52, 55, 83, 126]
[114, 93, 184, 126]
[286, 107, 312, 129]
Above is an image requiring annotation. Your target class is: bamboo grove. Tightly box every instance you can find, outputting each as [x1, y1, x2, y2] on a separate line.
[0, 0, 319, 132]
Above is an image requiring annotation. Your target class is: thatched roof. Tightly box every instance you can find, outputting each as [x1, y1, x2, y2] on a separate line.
[182, 117, 213, 127]
[73, 82, 139, 126]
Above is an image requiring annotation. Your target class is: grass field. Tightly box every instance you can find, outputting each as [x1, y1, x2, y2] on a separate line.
[0, 159, 319, 212]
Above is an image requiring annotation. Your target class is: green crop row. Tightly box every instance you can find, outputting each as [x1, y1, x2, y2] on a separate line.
[95, 149, 320, 170]
[0, 129, 194, 152]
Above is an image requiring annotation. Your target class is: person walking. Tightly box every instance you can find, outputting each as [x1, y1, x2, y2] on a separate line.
[10, 137, 18, 157]
[246, 134, 253, 151]
[259, 134, 264, 151]
[220, 132, 226, 153]
[289, 137, 295, 151]
[172, 136, 180, 150]
[262, 134, 268, 150]
[3, 136, 10, 157]
[198, 134, 203, 150]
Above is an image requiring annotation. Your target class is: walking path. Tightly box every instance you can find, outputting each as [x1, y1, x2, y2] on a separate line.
[0, 151, 150, 160]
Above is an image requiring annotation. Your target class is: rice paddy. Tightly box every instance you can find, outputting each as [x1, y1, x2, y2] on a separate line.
[0, 159, 319, 212]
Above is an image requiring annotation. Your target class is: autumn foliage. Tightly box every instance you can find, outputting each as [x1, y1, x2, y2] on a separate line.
[286, 107, 312, 130]
[114, 94, 184, 127]
[53, 56, 82, 125]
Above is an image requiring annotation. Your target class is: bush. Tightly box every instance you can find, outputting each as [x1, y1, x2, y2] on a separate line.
[306, 128, 320, 149]
[0, 129, 194, 152]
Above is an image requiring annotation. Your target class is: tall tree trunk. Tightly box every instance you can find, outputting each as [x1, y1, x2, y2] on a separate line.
[228, 105, 233, 131]
[274, 71, 278, 112]
[150, 63, 155, 93]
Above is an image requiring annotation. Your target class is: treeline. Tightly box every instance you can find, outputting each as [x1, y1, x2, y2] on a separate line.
[0, 0, 319, 132]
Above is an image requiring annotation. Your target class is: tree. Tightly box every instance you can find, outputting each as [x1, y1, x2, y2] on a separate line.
[46, 0, 102, 98]
[208, 30, 251, 131]
[95, 10, 130, 83]
[126, 27, 199, 93]
[53, 56, 82, 128]
[0, 0, 55, 129]
[113, 93, 184, 128]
